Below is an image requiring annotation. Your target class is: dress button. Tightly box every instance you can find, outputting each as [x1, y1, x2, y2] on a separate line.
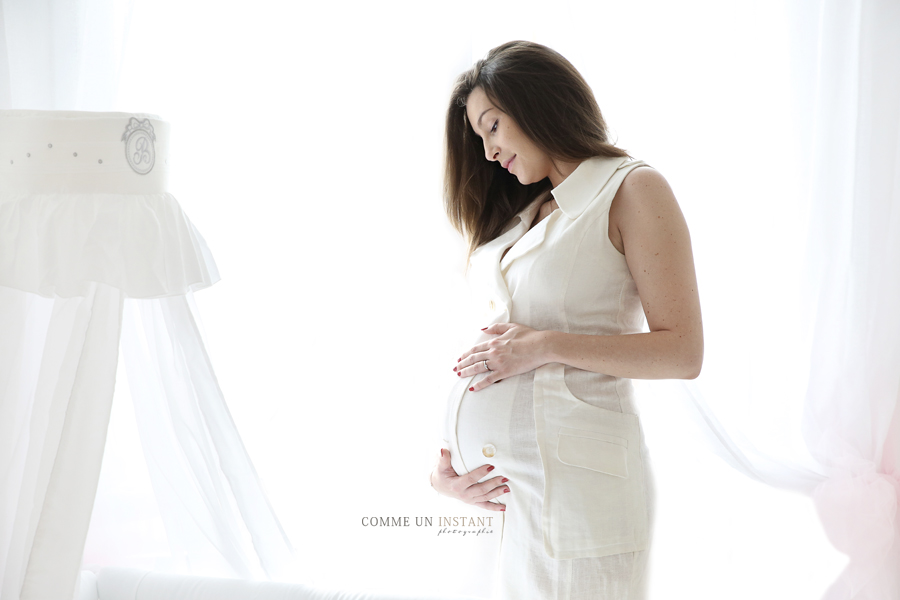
[482, 444, 496, 458]
[489, 300, 496, 311]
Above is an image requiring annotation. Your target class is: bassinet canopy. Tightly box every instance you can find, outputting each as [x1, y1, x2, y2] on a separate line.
[0, 110, 293, 600]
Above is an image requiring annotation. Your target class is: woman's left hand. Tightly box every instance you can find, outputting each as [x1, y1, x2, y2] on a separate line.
[454, 322, 550, 391]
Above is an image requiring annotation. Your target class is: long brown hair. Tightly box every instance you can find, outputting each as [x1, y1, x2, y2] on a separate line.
[443, 40, 632, 263]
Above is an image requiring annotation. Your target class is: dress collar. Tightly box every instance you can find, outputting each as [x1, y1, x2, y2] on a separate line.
[551, 155, 630, 219]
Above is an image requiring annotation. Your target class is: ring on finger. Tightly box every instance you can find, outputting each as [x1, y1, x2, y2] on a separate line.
[483, 359, 491, 372]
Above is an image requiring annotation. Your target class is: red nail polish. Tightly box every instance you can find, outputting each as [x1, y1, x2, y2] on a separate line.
[469, 387, 474, 391]
[457, 372, 461, 377]
[504, 488, 510, 493]
[501, 507, 506, 511]
[481, 327, 487, 331]
[501, 478, 508, 483]
[457, 358, 461, 362]
[453, 366, 457, 371]
[487, 465, 495, 472]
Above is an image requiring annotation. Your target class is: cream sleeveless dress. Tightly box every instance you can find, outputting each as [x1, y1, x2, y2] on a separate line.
[441, 156, 657, 600]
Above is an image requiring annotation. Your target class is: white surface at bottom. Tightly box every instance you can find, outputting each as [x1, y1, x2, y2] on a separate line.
[75, 568, 484, 600]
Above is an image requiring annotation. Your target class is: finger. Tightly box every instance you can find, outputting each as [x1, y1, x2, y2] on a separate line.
[456, 342, 491, 366]
[482, 322, 513, 335]
[468, 487, 510, 507]
[487, 475, 509, 487]
[459, 463, 497, 488]
[468, 477, 510, 500]
[458, 350, 495, 377]
[437, 448, 457, 475]
[473, 501, 506, 512]
[456, 323, 514, 366]
[469, 371, 501, 392]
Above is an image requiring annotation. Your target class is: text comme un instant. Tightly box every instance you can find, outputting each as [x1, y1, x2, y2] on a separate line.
[361, 516, 495, 527]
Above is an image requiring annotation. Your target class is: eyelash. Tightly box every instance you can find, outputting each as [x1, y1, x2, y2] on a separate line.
[490, 120, 498, 134]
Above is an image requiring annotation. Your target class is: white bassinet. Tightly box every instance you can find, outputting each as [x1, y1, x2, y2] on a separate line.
[0, 110, 290, 599]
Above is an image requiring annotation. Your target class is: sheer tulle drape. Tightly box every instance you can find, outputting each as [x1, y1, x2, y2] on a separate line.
[0, 283, 123, 599]
[0, 2, 293, 598]
[120, 294, 294, 579]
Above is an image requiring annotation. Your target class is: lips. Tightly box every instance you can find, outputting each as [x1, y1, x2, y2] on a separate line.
[503, 155, 516, 170]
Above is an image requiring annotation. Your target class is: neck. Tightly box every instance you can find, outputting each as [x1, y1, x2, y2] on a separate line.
[549, 159, 582, 187]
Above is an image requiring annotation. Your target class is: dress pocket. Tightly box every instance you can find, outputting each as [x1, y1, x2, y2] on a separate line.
[556, 427, 629, 478]
[532, 362, 650, 559]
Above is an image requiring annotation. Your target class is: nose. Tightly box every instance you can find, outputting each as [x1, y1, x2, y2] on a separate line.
[483, 139, 499, 162]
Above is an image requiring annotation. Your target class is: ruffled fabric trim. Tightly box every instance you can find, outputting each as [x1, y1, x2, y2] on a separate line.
[0, 192, 219, 299]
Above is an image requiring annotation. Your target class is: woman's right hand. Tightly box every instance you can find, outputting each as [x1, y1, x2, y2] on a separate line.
[431, 448, 510, 511]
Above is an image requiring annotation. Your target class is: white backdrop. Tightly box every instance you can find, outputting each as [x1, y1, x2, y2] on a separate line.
[71, 0, 897, 598]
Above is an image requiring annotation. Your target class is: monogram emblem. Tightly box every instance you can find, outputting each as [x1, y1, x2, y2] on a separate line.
[121, 117, 156, 175]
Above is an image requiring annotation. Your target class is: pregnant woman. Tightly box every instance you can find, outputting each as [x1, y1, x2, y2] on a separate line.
[429, 41, 704, 599]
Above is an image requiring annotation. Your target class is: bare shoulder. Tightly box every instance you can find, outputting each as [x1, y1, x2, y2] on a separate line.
[608, 165, 681, 255]
[606, 164, 701, 345]
[606, 165, 702, 376]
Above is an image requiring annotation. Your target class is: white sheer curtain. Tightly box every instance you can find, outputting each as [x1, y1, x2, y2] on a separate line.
[783, 1, 899, 595]
[651, 1, 900, 598]
[0, 1, 292, 598]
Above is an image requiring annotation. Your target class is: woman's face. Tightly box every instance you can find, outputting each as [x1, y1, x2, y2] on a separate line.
[466, 87, 559, 186]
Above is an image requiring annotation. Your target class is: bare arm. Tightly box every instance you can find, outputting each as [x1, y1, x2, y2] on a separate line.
[456, 166, 703, 388]
[544, 166, 703, 380]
